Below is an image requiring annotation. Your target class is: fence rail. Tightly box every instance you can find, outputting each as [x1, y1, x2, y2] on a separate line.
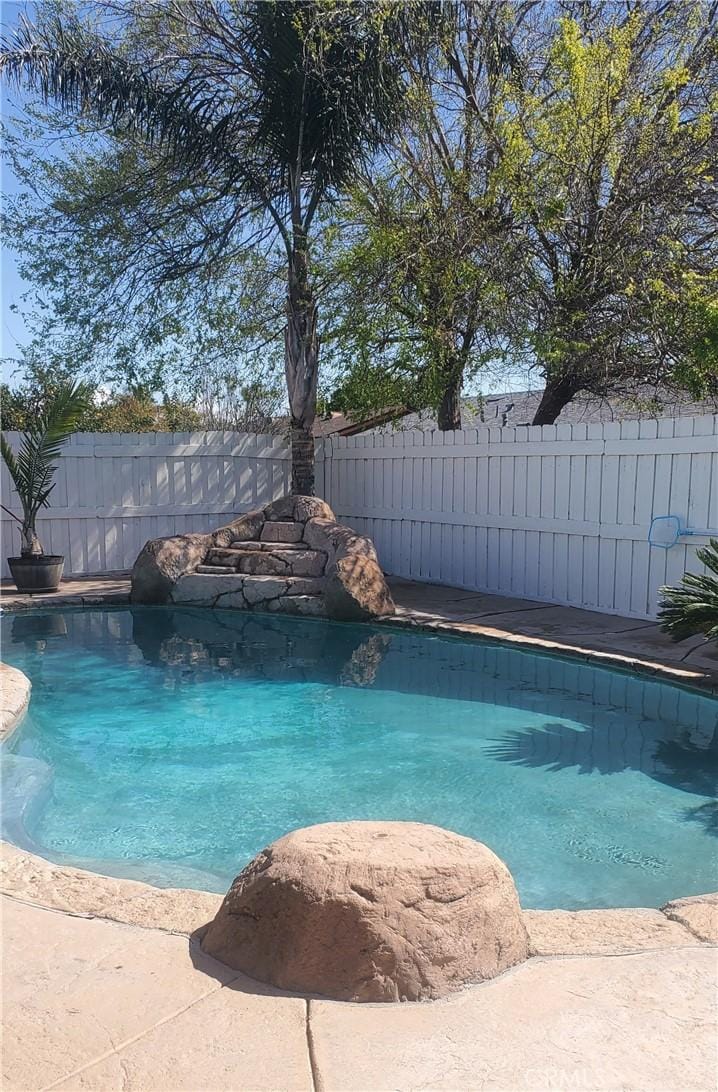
[2, 416, 716, 619]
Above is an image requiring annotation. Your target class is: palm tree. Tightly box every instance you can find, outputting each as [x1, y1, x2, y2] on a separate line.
[1, 2, 422, 494]
[1, 381, 91, 555]
[659, 540, 718, 644]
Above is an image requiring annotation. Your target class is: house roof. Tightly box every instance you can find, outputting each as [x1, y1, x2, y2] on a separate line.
[312, 408, 407, 438]
[365, 387, 718, 435]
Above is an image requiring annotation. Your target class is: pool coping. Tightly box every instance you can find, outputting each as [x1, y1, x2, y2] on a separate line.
[377, 612, 718, 697]
[1, 662, 716, 962]
[0, 662, 31, 741]
[2, 574, 717, 695]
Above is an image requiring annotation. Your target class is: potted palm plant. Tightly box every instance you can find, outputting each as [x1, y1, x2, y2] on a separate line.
[1, 381, 91, 592]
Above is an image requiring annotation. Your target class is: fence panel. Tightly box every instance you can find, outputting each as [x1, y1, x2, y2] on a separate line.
[323, 415, 718, 620]
[3, 418, 716, 619]
[1, 431, 291, 578]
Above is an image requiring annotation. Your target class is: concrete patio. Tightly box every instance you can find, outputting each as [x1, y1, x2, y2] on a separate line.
[2, 884, 716, 1092]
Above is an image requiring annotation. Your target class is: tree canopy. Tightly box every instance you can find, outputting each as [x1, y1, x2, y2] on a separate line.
[2, 0, 427, 489]
[324, 1, 526, 429]
[492, 2, 718, 422]
[326, 0, 718, 425]
[2, 0, 716, 439]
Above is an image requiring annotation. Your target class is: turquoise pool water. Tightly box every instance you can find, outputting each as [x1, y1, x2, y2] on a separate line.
[1, 606, 716, 908]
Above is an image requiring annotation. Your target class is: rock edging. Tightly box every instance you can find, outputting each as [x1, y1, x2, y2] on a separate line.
[1, 840, 714, 964]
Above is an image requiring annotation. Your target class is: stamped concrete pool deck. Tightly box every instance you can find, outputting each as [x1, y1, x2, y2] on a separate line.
[2, 888, 716, 1092]
[2, 573, 717, 1090]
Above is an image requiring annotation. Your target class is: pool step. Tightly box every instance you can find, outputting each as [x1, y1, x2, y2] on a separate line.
[223, 540, 306, 552]
[243, 575, 324, 599]
[260, 520, 303, 544]
[173, 571, 324, 608]
[205, 546, 326, 578]
[266, 593, 325, 616]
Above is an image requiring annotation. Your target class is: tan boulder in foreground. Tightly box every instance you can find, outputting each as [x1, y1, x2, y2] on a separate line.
[200, 821, 529, 1002]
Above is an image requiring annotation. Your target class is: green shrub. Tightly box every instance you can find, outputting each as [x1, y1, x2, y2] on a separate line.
[659, 539, 718, 643]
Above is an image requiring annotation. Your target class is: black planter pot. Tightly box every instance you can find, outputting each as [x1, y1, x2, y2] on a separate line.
[7, 555, 65, 593]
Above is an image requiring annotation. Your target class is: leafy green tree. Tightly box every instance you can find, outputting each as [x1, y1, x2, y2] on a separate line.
[2, 1, 425, 493]
[489, 3, 717, 423]
[92, 391, 198, 433]
[2, 100, 287, 402]
[653, 276, 718, 399]
[660, 540, 718, 644]
[325, 1, 522, 429]
[1, 383, 39, 432]
[330, 1, 717, 428]
[1, 364, 204, 433]
[1, 365, 104, 431]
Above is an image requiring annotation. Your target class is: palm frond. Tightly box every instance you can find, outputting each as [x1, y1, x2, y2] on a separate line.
[659, 539, 718, 643]
[1, 381, 92, 522]
[1, 3, 425, 219]
[0, 14, 239, 181]
[0, 433, 21, 492]
[229, 2, 414, 198]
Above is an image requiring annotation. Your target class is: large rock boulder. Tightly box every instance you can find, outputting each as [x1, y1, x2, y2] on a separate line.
[311, 519, 394, 620]
[131, 496, 394, 621]
[130, 532, 212, 605]
[200, 821, 529, 1002]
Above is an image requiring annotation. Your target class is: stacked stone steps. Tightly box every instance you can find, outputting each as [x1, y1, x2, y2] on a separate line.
[132, 495, 396, 619]
[211, 540, 306, 551]
[204, 545, 325, 578]
[197, 539, 308, 574]
[180, 572, 324, 596]
[260, 520, 303, 544]
[170, 571, 326, 614]
[171, 518, 328, 612]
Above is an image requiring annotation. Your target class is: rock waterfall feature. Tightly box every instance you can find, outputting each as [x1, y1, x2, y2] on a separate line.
[130, 496, 395, 621]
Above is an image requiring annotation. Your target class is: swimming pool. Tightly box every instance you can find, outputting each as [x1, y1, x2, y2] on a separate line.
[1, 606, 716, 908]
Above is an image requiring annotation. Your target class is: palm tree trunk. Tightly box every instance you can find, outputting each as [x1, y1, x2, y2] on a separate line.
[284, 235, 318, 496]
[20, 520, 43, 556]
[289, 421, 315, 496]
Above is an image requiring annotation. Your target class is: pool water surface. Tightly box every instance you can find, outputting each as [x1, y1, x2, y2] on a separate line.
[1, 606, 716, 908]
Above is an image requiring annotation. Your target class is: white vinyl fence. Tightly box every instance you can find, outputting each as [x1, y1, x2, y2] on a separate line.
[1, 431, 292, 579]
[323, 415, 718, 620]
[2, 415, 717, 619]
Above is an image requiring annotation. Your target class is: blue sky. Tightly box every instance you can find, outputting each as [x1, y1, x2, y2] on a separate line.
[1, 0, 32, 382]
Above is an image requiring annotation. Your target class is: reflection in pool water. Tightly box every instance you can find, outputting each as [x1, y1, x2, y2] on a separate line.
[1, 606, 716, 908]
